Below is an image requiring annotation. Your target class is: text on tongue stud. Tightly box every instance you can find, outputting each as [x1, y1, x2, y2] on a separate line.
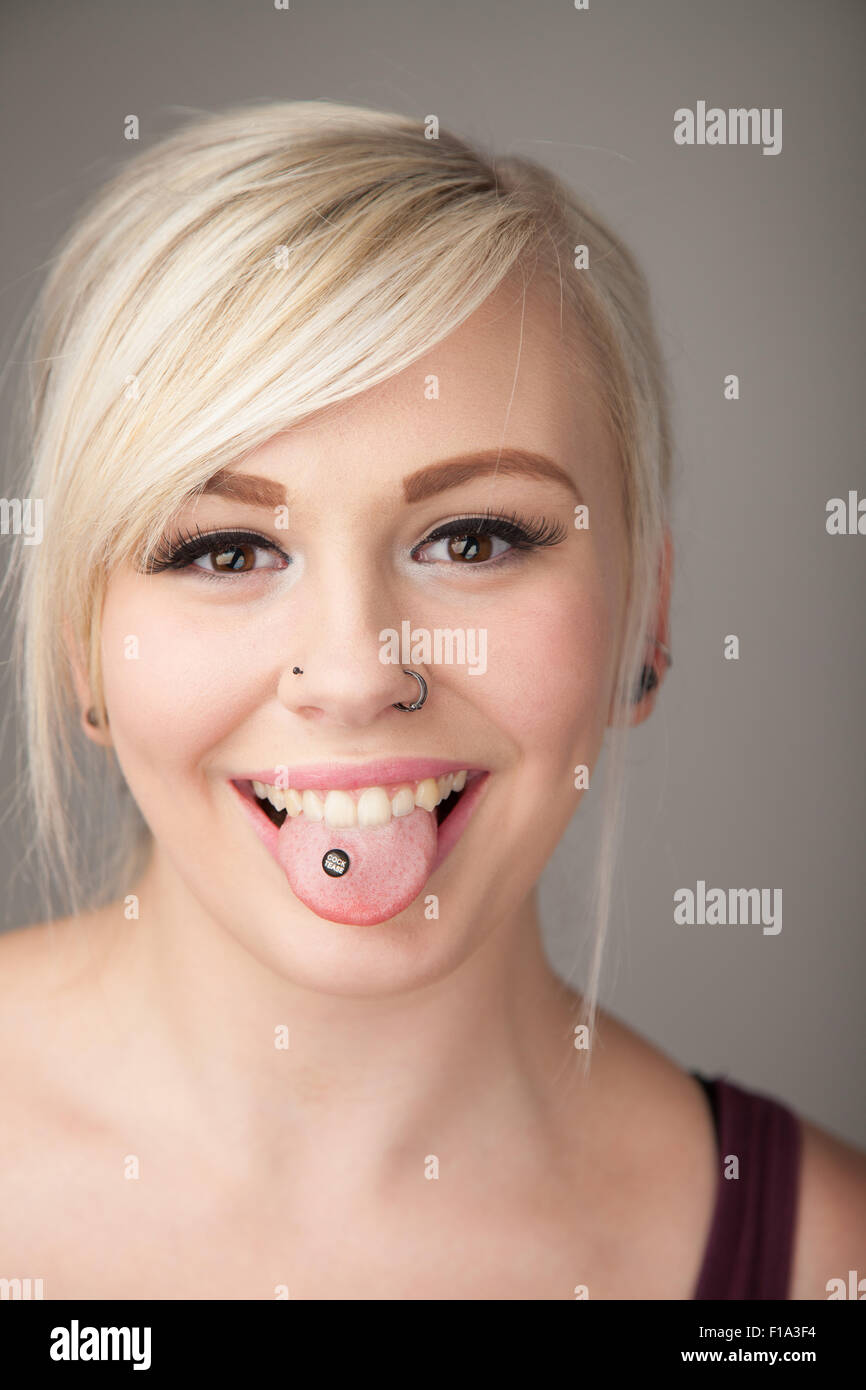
[322, 849, 351, 877]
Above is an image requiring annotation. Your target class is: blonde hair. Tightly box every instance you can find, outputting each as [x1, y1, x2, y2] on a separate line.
[7, 100, 672, 1046]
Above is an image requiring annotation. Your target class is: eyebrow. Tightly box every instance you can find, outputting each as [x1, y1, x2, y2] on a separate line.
[402, 449, 583, 504]
[200, 447, 582, 511]
[200, 470, 288, 508]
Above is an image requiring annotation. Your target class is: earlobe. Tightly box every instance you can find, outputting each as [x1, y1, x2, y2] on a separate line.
[633, 661, 660, 704]
[81, 702, 111, 744]
[628, 637, 672, 723]
[64, 618, 111, 745]
[607, 528, 675, 728]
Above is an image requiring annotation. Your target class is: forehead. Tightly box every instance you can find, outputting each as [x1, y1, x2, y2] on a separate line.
[233, 278, 623, 532]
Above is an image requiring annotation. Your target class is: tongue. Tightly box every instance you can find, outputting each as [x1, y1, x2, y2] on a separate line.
[276, 806, 438, 926]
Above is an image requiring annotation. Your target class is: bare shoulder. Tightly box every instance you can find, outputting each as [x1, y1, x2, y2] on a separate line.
[589, 1009, 866, 1301]
[589, 1003, 711, 1120]
[0, 921, 83, 1206]
[0, 914, 96, 1020]
[0, 911, 116, 1118]
[789, 1114, 866, 1300]
[0, 919, 67, 1033]
[574, 1004, 720, 1297]
[0, 908, 117, 991]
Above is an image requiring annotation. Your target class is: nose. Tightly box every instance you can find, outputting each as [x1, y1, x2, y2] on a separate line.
[275, 567, 428, 728]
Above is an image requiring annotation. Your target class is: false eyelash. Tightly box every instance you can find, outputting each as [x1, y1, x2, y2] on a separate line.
[143, 524, 287, 574]
[142, 509, 567, 576]
[412, 509, 569, 555]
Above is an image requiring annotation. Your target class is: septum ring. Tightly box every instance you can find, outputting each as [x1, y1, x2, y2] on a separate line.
[392, 668, 428, 712]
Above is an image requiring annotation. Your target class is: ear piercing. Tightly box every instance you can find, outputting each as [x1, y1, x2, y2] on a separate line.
[85, 706, 108, 728]
[633, 639, 672, 703]
[292, 666, 303, 674]
[635, 666, 659, 700]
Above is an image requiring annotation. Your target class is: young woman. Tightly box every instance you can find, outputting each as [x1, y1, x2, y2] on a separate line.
[1, 100, 863, 1300]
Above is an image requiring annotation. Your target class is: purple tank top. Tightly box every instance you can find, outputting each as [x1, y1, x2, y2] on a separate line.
[690, 1072, 803, 1299]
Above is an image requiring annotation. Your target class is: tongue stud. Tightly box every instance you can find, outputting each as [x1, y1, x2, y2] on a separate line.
[277, 806, 438, 925]
[322, 848, 351, 877]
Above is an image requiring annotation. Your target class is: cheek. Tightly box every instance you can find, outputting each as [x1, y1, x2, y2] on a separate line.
[471, 572, 614, 764]
[454, 569, 616, 894]
[98, 580, 259, 778]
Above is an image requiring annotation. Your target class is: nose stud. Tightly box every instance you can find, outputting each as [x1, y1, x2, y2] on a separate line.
[322, 849, 351, 877]
[290, 664, 428, 709]
[392, 668, 428, 712]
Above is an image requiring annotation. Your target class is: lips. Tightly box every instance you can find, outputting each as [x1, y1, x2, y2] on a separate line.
[239, 757, 483, 791]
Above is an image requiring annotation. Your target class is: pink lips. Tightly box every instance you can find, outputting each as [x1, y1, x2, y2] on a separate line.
[239, 756, 485, 790]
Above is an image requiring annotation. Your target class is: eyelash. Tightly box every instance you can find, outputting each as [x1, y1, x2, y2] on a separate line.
[410, 511, 568, 565]
[144, 527, 289, 580]
[144, 510, 568, 580]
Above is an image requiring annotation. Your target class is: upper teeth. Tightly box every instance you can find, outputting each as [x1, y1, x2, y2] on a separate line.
[251, 771, 468, 828]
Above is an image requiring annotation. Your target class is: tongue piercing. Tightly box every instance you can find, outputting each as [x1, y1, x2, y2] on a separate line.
[322, 849, 351, 877]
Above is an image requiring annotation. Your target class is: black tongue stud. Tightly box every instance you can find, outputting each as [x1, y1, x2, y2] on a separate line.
[322, 848, 351, 877]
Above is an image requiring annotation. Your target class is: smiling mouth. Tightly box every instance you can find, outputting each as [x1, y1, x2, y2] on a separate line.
[244, 769, 475, 832]
[231, 766, 490, 926]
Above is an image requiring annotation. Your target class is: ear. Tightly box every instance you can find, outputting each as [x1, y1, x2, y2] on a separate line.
[64, 617, 112, 748]
[629, 527, 673, 727]
[608, 528, 674, 727]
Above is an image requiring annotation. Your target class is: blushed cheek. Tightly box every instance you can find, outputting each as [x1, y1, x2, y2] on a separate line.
[98, 579, 257, 782]
[460, 575, 615, 880]
[476, 578, 613, 772]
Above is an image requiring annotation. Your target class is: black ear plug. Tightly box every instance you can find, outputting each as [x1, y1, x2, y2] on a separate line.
[633, 664, 659, 703]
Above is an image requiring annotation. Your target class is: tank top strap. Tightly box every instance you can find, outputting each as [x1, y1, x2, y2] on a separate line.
[690, 1071, 803, 1299]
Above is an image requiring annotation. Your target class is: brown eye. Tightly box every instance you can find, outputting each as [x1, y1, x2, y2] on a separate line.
[447, 533, 495, 562]
[411, 511, 568, 570]
[192, 541, 287, 574]
[207, 543, 256, 572]
[144, 528, 289, 577]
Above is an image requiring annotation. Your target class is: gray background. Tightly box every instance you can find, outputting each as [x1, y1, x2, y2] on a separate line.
[1, 0, 863, 1145]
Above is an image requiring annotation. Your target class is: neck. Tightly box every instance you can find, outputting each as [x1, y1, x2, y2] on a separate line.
[81, 846, 589, 1191]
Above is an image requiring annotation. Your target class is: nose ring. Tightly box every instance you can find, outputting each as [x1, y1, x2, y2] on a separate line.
[392, 668, 428, 712]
